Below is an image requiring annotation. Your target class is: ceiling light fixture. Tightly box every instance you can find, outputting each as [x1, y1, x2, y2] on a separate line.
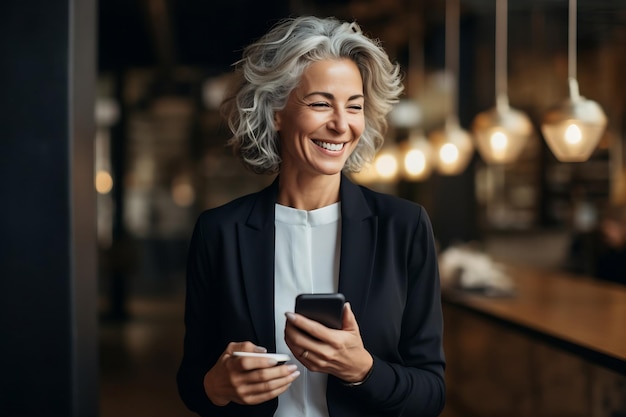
[402, 129, 434, 181]
[540, 0, 607, 162]
[429, 0, 474, 175]
[472, 0, 533, 164]
[394, 0, 434, 182]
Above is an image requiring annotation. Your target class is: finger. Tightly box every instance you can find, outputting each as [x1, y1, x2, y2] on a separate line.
[222, 341, 267, 360]
[246, 364, 298, 383]
[284, 316, 315, 350]
[236, 379, 293, 405]
[287, 312, 334, 342]
[226, 341, 268, 356]
[234, 367, 300, 405]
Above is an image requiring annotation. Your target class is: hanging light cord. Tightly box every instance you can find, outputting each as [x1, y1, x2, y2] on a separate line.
[495, 0, 508, 110]
[568, 0, 580, 100]
[445, 0, 460, 125]
[408, 0, 425, 98]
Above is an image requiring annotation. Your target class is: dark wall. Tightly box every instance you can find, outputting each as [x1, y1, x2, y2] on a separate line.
[0, 0, 98, 416]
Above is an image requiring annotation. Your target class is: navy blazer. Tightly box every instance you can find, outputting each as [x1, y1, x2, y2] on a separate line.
[177, 174, 446, 417]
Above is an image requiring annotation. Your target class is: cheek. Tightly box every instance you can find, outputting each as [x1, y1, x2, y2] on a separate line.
[286, 113, 319, 135]
[353, 118, 366, 138]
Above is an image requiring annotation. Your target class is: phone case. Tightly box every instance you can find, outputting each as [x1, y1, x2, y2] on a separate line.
[295, 293, 345, 329]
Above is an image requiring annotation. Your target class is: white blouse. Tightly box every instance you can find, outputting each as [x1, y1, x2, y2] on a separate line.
[273, 202, 341, 417]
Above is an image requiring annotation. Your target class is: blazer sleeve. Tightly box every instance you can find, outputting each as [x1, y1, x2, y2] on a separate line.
[329, 206, 446, 417]
[176, 215, 219, 414]
[176, 207, 279, 417]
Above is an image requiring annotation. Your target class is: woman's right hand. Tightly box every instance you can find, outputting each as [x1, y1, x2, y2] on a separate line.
[203, 341, 300, 406]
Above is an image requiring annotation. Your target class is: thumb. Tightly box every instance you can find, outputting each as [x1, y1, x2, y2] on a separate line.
[342, 302, 359, 331]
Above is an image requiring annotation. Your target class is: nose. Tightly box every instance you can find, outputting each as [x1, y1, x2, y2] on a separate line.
[327, 108, 348, 134]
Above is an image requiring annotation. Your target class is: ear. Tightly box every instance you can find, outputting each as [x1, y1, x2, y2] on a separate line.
[273, 111, 282, 131]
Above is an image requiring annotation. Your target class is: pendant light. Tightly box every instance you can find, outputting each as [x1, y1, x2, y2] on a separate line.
[351, 141, 400, 184]
[472, 0, 533, 164]
[396, 0, 434, 181]
[402, 129, 434, 181]
[373, 145, 400, 183]
[430, 116, 474, 175]
[429, 0, 474, 175]
[385, 100, 422, 182]
[388, 99, 422, 129]
[540, 0, 607, 162]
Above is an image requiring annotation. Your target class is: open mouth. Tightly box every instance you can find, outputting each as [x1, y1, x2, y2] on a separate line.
[313, 140, 344, 152]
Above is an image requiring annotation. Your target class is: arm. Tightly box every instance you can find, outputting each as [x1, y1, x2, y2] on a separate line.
[177, 216, 221, 414]
[177, 215, 299, 416]
[329, 206, 446, 417]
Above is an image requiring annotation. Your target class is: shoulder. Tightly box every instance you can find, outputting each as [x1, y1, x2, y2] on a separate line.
[357, 184, 428, 225]
[195, 191, 261, 228]
[353, 184, 437, 260]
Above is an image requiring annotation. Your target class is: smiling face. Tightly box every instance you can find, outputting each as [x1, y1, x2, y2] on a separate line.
[274, 58, 365, 180]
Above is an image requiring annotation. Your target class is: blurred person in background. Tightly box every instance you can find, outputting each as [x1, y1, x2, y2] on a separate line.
[595, 204, 626, 285]
[565, 201, 626, 285]
[562, 185, 598, 277]
[177, 15, 445, 417]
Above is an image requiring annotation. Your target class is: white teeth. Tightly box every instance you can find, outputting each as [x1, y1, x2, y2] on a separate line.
[314, 140, 344, 151]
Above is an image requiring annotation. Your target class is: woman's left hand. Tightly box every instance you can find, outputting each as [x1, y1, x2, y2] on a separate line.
[284, 302, 373, 384]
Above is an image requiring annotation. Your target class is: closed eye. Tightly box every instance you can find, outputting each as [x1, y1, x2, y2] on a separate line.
[309, 102, 331, 108]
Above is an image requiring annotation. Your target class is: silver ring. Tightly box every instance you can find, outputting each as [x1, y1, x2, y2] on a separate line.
[302, 350, 309, 359]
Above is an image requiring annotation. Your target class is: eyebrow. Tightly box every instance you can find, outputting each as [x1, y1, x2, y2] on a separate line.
[304, 92, 365, 101]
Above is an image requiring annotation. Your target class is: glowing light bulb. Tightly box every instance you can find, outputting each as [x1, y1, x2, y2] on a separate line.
[375, 154, 398, 179]
[429, 120, 474, 175]
[564, 123, 582, 145]
[490, 131, 508, 151]
[404, 150, 427, 176]
[439, 143, 459, 165]
[95, 170, 113, 194]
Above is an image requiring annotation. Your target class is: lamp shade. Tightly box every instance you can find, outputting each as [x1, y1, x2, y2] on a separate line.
[541, 96, 607, 162]
[472, 105, 533, 164]
[388, 99, 422, 129]
[430, 119, 474, 175]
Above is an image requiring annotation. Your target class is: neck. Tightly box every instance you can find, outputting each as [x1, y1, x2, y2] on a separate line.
[277, 173, 341, 211]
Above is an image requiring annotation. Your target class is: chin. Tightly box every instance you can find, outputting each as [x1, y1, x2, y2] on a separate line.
[315, 163, 348, 176]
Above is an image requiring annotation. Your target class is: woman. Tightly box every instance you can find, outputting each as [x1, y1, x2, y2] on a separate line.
[177, 16, 446, 417]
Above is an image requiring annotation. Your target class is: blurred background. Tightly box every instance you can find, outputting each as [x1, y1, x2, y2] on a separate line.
[2, 0, 625, 416]
[95, 0, 626, 416]
[96, 0, 626, 417]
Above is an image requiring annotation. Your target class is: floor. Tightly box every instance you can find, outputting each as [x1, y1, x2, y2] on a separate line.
[99, 295, 196, 417]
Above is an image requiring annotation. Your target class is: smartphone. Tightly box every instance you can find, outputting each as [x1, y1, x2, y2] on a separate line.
[295, 293, 345, 329]
[232, 352, 291, 365]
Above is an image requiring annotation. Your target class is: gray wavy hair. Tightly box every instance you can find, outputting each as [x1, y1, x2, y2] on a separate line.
[222, 15, 404, 174]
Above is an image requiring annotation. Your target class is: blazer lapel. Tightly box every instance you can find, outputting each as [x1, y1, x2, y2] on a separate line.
[237, 178, 279, 351]
[337, 175, 376, 321]
[236, 175, 376, 347]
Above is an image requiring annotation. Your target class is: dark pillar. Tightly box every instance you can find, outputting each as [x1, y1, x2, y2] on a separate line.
[106, 71, 131, 321]
[424, 13, 481, 250]
[0, 0, 98, 416]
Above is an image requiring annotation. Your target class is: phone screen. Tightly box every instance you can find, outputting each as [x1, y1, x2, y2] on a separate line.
[295, 293, 345, 329]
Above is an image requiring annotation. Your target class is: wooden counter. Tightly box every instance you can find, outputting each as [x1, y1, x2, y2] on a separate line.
[443, 264, 626, 373]
[441, 264, 626, 417]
